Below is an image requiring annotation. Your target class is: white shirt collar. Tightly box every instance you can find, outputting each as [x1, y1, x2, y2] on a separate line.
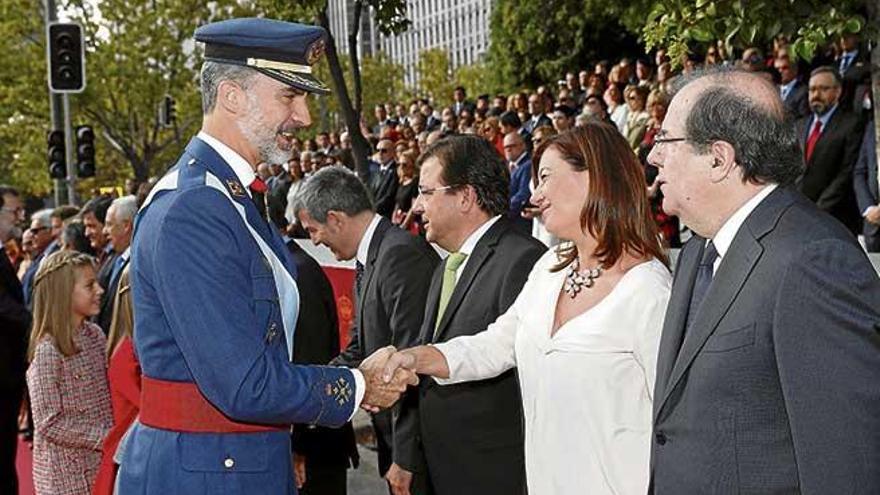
[119, 246, 131, 262]
[711, 184, 777, 269]
[197, 130, 256, 197]
[356, 214, 383, 265]
[458, 215, 501, 257]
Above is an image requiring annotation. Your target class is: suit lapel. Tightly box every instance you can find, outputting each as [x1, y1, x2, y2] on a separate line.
[357, 218, 392, 344]
[653, 237, 702, 417]
[420, 268, 443, 345]
[432, 219, 504, 342]
[656, 188, 795, 418]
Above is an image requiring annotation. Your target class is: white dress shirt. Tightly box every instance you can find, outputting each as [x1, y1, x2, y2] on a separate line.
[434, 250, 672, 494]
[711, 184, 777, 274]
[356, 214, 383, 266]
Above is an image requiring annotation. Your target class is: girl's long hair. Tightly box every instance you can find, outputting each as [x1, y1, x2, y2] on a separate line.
[28, 250, 96, 361]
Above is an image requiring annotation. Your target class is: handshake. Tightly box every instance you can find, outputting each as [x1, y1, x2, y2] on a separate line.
[358, 346, 419, 412]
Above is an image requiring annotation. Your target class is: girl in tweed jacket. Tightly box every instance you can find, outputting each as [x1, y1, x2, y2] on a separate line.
[26, 250, 112, 495]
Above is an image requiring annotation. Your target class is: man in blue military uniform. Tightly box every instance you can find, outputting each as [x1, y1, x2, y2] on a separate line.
[117, 18, 416, 494]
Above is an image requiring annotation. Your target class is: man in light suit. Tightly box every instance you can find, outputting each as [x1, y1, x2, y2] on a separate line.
[293, 166, 438, 490]
[117, 19, 414, 495]
[647, 67, 880, 494]
[854, 121, 879, 252]
[391, 136, 546, 495]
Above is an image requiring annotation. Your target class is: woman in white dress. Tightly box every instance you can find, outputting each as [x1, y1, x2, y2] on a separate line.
[375, 124, 672, 495]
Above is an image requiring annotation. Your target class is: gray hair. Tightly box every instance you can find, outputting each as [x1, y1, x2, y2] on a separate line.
[200, 61, 260, 114]
[292, 166, 373, 223]
[31, 209, 53, 228]
[671, 67, 803, 186]
[109, 195, 138, 223]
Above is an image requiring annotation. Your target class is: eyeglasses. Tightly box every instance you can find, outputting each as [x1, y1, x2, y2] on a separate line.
[377, 148, 393, 153]
[417, 185, 457, 197]
[29, 226, 48, 233]
[654, 137, 686, 145]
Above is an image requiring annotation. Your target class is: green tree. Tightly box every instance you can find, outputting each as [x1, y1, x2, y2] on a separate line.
[486, 0, 643, 89]
[640, 0, 879, 168]
[417, 48, 454, 107]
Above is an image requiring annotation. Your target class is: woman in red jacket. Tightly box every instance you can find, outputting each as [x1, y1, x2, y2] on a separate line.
[93, 265, 140, 495]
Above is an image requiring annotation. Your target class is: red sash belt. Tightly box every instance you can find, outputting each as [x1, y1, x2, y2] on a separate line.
[139, 376, 286, 433]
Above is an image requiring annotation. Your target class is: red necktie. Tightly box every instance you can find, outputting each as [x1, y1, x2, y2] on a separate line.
[805, 120, 822, 164]
[249, 177, 268, 220]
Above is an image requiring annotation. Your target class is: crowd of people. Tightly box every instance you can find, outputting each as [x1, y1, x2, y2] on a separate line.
[1, 16, 879, 495]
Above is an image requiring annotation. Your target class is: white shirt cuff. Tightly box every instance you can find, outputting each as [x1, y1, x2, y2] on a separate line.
[348, 368, 366, 420]
[429, 343, 459, 385]
[863, 207, 874, 217]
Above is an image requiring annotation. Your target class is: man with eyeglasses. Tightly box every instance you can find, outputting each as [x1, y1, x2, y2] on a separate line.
[0, 184, 29, 495]
[387, 136, 545, 495]
[370, 139, 400, 219]
[796, 66, 864, 235]
[20, 209, 54, 308]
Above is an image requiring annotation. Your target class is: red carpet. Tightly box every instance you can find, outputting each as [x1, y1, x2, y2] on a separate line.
[16, 437, 34, 495]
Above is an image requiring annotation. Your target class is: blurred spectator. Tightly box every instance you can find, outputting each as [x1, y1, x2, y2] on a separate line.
[452, 86, 475, 117]
[623, 85, 650, 151]
[60, 221, 92, 254]
[504, 131, 533, 234]
[605, 84, 629, 133]
[256, 162, 272, 181]
[636, 59, 654, 87]
[524, 93, 551, 135]
[836, 33, 871, 115]
[392, 150, 420, 231]
[370, 139, 400, 218]
[96, 196, 135, 335]
[854, 121, 879, 251]
[21, 209, 54, 308]
[775, 55, 810, 119]
[582, 95, 612, 125]
[480, 116, 505, 157]
[80, 196, 113, 266]
[372, 104, 391, 136]
[797, 66, 864, 235]
[551, 105, 575, 133]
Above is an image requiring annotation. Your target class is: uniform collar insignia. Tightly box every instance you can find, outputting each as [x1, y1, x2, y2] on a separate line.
[227, 179, 246, 197]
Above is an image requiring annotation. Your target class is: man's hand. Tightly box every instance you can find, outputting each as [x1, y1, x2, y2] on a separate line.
[293, 453, 306, 489]
[385, 463, 414, 495]
[360, 346, 419, 412]
[865, 205, 880, 225]
[381, 350, 418, 383]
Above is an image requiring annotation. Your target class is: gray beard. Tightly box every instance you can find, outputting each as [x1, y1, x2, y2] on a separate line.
[238, 98, 293, 165]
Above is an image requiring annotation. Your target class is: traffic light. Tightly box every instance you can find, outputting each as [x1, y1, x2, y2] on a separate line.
[47, 130, 66, 179]
[47, 23, 85, 93]
[160, 94, 176, 128]
[75, 125, 95, 178]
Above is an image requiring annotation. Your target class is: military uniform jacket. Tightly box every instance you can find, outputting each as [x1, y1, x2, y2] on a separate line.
[117, 137, 357, 495]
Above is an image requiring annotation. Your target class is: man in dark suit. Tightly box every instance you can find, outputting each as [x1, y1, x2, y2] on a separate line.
[96, 195, 136, 334]
[836, 33, 871, 115]
[267, 160, 293, 229]
[0, 185, 29, 495]
[503, 131, 533, 234]
[392, 136, 545, 495]
[20, 208, 54, 308]
[854, 121, 880, 252]
[451, 86, 475, 117]
[797, 66, 864, 234]
[293, 166, 438, 489]
[773, 55, 808, 119]
[80, 195, 117, 315]
[286, 239, 359, 495]
[370, 139, 399, 218]
[523, 93, 551, 135]
[647, 68, 880, 494]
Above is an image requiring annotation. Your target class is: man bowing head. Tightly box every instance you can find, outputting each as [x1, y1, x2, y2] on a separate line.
[117, 18, 416, 495]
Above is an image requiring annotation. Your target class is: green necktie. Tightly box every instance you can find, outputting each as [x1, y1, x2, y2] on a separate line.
[434, 252, 468, 335]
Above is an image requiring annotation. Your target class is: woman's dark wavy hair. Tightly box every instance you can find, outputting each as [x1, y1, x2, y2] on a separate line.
[535, 124, 669, 272]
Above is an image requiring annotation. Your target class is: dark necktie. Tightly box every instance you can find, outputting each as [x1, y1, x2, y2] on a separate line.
[685, 241, 718, 332]
[355, 260, 365, 298]
[249, 177, 268, 221]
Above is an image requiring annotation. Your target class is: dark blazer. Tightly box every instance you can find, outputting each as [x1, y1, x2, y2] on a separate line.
[797, 109, 864, 234]
[370, 162, 399, 218]
[286, 240, 358, 471]
[96, 253, 127, 335]
[267, 171, 293, 230]
[523, 113, 552, 135]
[853, 121, 879, 251]
[330, 217, 438, 475]
[651, 187, 880, 494]
[396, 218, 545, 495]
[0, 248, 29, 390]
[837, 50, 871, 114]
[781, 79, 809, 119]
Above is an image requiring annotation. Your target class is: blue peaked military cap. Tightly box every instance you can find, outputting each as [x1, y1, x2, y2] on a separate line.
[194, 18, 330, 95]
